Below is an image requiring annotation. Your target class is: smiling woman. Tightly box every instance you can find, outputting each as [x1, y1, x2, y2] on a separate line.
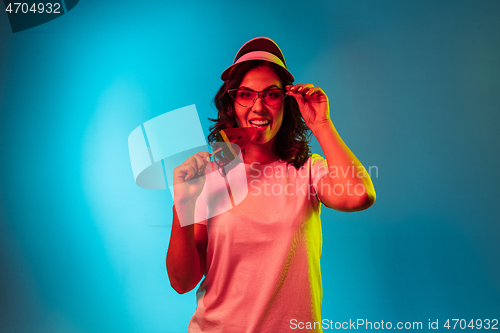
[209, 58, 310, 168]
[232, 66, 285, 155]
[166, 37, 376, 333]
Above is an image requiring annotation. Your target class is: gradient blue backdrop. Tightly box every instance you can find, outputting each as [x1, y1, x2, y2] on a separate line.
[1, 1, 499, 332]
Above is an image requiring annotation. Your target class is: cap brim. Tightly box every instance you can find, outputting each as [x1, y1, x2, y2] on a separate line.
[221, 51, 295, 82]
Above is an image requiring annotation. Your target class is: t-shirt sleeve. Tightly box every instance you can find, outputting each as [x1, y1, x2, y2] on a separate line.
[310, 153, 329, 191]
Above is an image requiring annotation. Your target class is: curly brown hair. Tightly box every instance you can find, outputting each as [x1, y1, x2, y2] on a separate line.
[208, 60, 311, 169]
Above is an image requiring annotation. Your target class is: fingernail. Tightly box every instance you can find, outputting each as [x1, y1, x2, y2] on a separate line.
[206, 156, 211, 162]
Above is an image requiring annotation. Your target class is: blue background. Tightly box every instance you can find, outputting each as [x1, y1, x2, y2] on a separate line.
[1, 1, 499, 332]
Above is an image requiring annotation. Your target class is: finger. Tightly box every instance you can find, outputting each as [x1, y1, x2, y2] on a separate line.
[286, 84, 316, 99]
[174, 164, 197, 181]
[197, 151, 211, 163]
[286, 84, 305, 93]
[287, 89, 306, 109]
[305, 86, 318, 94]
[309, 87, 329, 103]
[187, 152, 209, 169]
[185, 165, 196, 180]
[192, 154, 206, 169]
[297, 84, 314, 93]
[175, 152, 210, 180]
[192, 153, 210, 175]
[305, 86, 321, 96]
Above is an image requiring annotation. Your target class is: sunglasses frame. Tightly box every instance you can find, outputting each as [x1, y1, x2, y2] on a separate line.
[227, 88, 287, 107]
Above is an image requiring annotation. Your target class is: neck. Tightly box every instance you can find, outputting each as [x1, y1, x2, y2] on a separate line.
[242, 139, 279, 165]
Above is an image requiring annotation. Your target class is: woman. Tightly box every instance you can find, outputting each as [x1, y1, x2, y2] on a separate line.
[167, 37, 376, 332]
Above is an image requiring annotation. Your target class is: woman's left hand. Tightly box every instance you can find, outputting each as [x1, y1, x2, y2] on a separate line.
[286, 84, 331, 130]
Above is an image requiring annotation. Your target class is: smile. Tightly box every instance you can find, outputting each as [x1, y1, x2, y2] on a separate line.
[249, 120, 270, 128]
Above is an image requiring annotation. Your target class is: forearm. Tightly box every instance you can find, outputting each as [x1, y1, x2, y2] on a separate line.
[311, 120, 376, 209]
[166, 203, 203, 294]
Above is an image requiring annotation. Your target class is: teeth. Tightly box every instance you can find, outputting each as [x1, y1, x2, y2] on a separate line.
[249, 120, 270, 126]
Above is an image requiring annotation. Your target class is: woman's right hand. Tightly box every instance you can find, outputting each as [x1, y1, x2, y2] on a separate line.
[173, 151, 211, 205]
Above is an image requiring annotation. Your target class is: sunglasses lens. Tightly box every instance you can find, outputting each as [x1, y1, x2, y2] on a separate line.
[263, 90, 284, 105]
[229, 90, 256, 107]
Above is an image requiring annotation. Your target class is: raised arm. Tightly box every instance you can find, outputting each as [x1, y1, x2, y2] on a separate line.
[286, 84, 376, 212]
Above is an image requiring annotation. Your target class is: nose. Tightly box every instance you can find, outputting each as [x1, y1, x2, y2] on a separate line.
[252, 94, 266, 111]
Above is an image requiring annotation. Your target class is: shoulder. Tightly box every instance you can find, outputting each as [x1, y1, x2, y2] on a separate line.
[308, 153, 329, 181]
[308, 153, 328, 170]
[309, 153, 325, 163]
[282, 154, 326, 170]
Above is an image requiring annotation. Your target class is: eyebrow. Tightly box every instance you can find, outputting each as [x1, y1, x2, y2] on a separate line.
[238, 85, 282, 90]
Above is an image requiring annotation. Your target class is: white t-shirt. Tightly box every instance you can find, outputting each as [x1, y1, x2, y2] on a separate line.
[189, 154, 329, 333]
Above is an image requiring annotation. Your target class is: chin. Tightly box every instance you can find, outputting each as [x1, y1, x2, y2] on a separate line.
[251, 134, 275, 145]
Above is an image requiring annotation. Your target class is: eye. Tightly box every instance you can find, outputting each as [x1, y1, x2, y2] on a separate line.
[238, 91, 252, 99]
[264, 90, 282, 98]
